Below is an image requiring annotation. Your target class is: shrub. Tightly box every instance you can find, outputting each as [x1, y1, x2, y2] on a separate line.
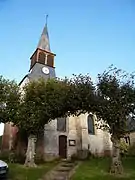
[127, 143, 135, 157]
[35, 154, 45, 164]
[71, 153, 78, 162]
[77, 150, 90, 160]
[13, 153, 25, 164]
[0, 151, 9, 162]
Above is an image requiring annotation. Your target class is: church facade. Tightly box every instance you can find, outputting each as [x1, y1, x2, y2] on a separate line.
[1, 21, 113, 160]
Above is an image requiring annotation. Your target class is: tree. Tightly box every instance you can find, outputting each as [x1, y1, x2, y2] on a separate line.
[11, 77, 93, 167]
[0, 76, 20, 151]
[95, 66, 135, 174]
[65, 69, 135, 174]
[12, 75, 96, 167]
[65, 74, 96, 116]
[0, 75, 20, 124]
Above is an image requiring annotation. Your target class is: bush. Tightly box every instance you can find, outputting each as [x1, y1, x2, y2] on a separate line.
[127, 143, 135, 157]
[71, 153, 78, 162]
[35, 154, 45, 164]
[76, 150, 90, 160]
[13, 153, 25, 164]
[0, 151, 10, 162]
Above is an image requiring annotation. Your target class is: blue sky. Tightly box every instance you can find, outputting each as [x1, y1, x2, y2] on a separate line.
[0, 0, 135, 134]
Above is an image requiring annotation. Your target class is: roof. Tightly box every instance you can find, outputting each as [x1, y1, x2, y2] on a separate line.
[37, 23, 51, 52]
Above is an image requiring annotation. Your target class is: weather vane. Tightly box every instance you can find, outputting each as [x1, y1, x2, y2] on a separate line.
[46, 14, 48, 25]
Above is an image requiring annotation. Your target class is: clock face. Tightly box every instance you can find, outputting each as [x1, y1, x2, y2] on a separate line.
[42, 67, 49, 74]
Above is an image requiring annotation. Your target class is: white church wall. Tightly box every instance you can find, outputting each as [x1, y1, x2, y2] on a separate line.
[67, 116, 78, 158]
[44, 119, 58, 154]
[87, 129, 112, 156]
[78, 113, 112, 156]
[129, 132, 135, 145]
[44, 119, 59, 160]
[43, 112, 113, 160]
[19, 76, 29, 89]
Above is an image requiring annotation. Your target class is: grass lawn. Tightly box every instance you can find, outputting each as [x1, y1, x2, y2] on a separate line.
[8, 161, 58, 180]
[72, 157, 135, 180]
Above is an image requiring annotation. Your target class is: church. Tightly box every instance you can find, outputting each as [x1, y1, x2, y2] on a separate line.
[1, 20, 113, 160]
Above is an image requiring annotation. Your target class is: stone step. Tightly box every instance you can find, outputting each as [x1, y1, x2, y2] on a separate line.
[61, 159, 73, 163]
[53, 177, 67, 180]
[51, 170, 68, 176]
[43, 161, 78, 180]
[61, 163, 75, 168]
[56, 167, 71, 172]
[45, 170, 68, 179]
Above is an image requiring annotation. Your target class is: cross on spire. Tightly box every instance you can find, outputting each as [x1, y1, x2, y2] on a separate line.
[46, 14, 48, 26]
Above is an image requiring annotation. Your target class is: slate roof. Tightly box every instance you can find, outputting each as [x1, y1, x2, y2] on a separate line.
[37, 23, 51, 52]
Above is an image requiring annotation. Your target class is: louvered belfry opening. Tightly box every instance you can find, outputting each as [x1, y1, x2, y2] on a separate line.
[38, 52, 46, 64]
[47, 54, 54, 67]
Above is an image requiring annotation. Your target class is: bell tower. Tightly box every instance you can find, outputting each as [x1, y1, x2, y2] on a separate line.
[29, 15, 56, 81]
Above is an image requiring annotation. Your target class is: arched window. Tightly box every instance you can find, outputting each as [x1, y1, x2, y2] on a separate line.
[87, 114, 95, 135]
[57, 117, 66, 132]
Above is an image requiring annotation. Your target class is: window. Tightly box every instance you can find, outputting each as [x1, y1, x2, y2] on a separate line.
[47, 55, 54, 67]
[38, 52, 46, 64]
[57, 117, 66, 132]
[87, 114, 95, 135]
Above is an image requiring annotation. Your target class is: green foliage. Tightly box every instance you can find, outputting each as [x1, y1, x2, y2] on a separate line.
[65, 74, 96, 116]
[13, 78, 77, 135]
[119, 139, 129, 155]
[12, 76, 95, 136]
[127, 143, 135, 157]
[71, 153, 78, 162]
[34, 154, 45, 164]
[0, 151, 10, 162]
[13, 153, 26, 164]
[0, 151, 25, 164]
[95, 65, 135, 139]
[0, 75, 20, 124]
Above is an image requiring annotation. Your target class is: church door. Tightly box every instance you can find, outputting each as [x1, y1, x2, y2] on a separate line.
[59, 135, 67, 158]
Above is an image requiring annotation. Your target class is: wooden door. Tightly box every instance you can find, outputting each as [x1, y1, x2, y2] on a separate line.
[59, 135, 67, 158]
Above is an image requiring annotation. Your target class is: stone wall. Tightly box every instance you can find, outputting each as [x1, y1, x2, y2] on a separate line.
[44, 116, 78, 160]
[67, 116, 78, 158]
[77, 113, 112, 157]
[129, 132, 135, 145]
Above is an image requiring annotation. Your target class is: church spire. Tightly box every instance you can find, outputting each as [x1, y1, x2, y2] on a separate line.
[37, 15, 51, 52]
[30, 16, 56, 70]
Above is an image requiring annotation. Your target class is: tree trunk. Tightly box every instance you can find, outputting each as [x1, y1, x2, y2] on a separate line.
[110, 136, 123, 174]
[24, 135, 37, 167]
[9, 122, 13, 151]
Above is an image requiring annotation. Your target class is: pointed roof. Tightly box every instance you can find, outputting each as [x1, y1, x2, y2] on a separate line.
[37, 17, 51, 52]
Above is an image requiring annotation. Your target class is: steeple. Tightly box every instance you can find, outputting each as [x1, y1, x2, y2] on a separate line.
[37, 15, 51, 52]
[30, 15, 56, 70]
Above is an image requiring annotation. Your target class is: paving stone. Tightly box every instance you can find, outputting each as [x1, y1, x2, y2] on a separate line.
[61, 163, 74, 167]
[43, 160, 77, 180]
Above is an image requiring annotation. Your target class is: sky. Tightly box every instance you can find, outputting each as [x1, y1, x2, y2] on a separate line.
[0, 0, 135, 135]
